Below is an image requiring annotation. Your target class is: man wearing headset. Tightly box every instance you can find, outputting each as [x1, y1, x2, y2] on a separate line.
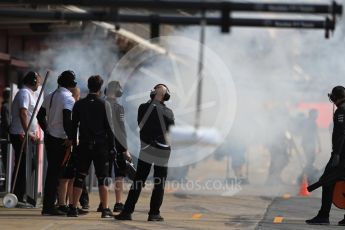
[37, 70, 77, 216]
[306, 86, 345, 226]
[115, 83, 175, 221]
[9, 71, 41, 206]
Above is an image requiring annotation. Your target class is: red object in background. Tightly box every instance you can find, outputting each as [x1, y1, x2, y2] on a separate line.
[297, 102, 333, 129]
[299, 175, 310, 197]
[333, 181, 345, 209]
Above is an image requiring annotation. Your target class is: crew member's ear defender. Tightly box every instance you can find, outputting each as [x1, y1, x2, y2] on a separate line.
[22, 71, 39, 86]
[105, 81, 123, 97]
[57, 70, 77, 88]
[150, 84, 170, 101]
[328, 86, 345, 104]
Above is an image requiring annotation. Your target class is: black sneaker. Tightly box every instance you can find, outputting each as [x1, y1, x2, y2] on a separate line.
[67, 206, 78, 217]
[77, 207, 89, 215]
[113, 203, 124, 212]
[67, 204, 88, 215]
[101, 208, 113, 218]
[114, 212, 132, 220]
[58, 205, 69, 213]
[148, 214, 164, 221]
[339, 216, 345, 226]
[305, 215, 329, 225]
[81, 203, 89, 210]
[97, 203, 103, 212]
[42, 207, 67, 216]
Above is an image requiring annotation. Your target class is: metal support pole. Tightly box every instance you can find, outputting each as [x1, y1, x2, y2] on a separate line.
[5, 144, 13, 193]
[0, 0, 342, 15]
[5, 83, 15, 194]
[0, 8, 336, 30]
[194, 10, 206, 130]
[150, 14, 160, 39]
[221, 2, 230, 33]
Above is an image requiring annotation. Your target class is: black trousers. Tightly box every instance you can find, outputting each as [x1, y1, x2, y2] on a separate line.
[318, 157, 339, 218]
[123, 145, 170, 215]
[10, 134, 26, 202]
[43, 134, 66, 210]
[319, 182, 335, 218]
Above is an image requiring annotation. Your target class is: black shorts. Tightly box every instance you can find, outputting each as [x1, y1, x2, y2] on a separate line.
[76, 142, 109, 178]
[60, 162, 76, 179]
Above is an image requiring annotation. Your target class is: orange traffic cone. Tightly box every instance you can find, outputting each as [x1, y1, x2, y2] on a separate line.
[299, 175, 310, 197]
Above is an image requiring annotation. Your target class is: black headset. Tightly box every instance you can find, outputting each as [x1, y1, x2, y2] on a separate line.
[150, 83, 170, 101]
[328, 86, 345, 104]
[57, 70, 77, 88]
[22, 71, 39, 86]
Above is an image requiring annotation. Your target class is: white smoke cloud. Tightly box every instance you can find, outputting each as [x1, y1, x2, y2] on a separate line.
[26, 4, 345, 194]
[171, 8, 345, 189]
[31, 28, 119, 94]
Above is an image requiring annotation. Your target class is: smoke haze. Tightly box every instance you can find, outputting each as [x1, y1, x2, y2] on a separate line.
[28, 3, 345, 195]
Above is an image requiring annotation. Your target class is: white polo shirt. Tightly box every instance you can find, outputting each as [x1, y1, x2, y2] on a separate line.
[42, 87, 75, 139]
[10, 86, 38, 135]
